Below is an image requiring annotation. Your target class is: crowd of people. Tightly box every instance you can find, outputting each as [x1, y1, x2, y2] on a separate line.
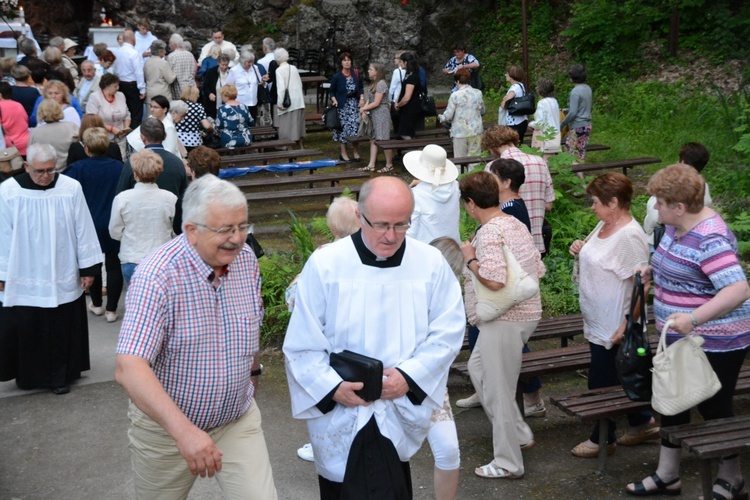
[0, 24, 748, 500]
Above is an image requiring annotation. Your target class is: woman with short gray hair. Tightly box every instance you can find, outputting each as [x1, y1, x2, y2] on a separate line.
[273, 48, 305, 147]
[227, 49, 268, 123]
[144, 39, 176, 115]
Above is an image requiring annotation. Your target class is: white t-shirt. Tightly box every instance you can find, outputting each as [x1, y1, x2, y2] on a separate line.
[578, 218, 649, 349]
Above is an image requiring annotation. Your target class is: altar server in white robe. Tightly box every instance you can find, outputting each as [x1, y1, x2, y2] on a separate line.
[0, 143, 102, 395]
[284, 176, 466, 499]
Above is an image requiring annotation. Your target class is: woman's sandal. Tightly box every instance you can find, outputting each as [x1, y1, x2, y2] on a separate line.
[626, 472, 681, 496]
[360, 165, 376, 171]
[474, 463, 523, 480]
[705, 478, 748, 500]
[379, 165, 394, 173]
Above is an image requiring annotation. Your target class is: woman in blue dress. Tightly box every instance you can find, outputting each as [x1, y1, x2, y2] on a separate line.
[329, 52, 363, 163]
[216, 83, 253, 148]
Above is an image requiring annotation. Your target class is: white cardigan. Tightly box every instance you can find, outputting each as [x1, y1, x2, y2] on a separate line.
[274, 62, 305, 114]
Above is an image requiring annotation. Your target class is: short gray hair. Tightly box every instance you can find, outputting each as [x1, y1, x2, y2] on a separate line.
[182, 41, 192, 52]
[239, 49, 255, 64]
[150, 39, 166, 55]
[169, 99, 189, 116]
[27, 144, 57, 166]
[169, 33, 184, 46]
[274, 48, 289, 64]
[222, 47, 236, 61]
[262, 37, 275, 51]
[19, 38, 36, 56]
[182, 174, 247, 230]
[49, 36, 64, 49]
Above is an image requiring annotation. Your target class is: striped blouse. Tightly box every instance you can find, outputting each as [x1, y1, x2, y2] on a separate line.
[652, 214, 750, 352]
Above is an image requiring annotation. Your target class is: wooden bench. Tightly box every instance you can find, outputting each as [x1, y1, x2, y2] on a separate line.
[570, 157, 661, 176]
[550, 365, 750, 472]
[661, 414, 750, 499]
[247, 126, 278, 140]
[231, 171, 370, 191]
[245, 184, 363, 203]
[376, 136, 453, 155]
[220, 149, 325, 168]
[215, 139, 296, 156]
[343, 127, 449, 147]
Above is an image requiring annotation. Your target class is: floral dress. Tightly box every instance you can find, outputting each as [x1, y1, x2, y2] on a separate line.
[333, 76, 359, 144]
[217, 103, 254, 148]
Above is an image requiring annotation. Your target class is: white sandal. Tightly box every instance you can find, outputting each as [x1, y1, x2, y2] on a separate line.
[475, 463, 523, 479]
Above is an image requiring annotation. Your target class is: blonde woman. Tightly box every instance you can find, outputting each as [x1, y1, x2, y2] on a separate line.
[28, 99, 79, 171]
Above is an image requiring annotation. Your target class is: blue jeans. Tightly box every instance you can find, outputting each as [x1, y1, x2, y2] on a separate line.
[121, 263, 137, 286]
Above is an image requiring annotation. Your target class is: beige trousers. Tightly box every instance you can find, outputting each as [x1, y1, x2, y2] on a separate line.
[127, 400, 277, 500]
[451, 135, 481, 159]
[468, 318, 539, 476]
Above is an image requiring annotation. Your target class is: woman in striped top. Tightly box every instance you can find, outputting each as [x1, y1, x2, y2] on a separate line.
[625, 163, 750, 498]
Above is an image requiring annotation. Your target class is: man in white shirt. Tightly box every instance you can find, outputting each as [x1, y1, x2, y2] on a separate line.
[74, 60, 100, 111]
[197, 30, 239, 65]
[113, 29, 146, 128]
[257, 38, 275, 72]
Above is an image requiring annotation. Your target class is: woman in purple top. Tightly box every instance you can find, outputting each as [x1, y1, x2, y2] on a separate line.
[625, 164, 750, 498]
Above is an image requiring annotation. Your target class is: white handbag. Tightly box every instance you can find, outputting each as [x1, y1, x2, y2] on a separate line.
[470, 225, 540, 323]
[651, 319, 722, 416]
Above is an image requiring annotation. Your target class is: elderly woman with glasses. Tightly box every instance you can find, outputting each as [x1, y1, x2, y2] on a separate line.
[459, 171, 545, 480]
[226, 49, 268, 123]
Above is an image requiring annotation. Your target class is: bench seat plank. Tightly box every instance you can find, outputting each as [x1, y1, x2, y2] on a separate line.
[220, 149, 324, 167]
[231, 171, 369, 190]
[570, 157, 661, 175]
[245, 184, 362, 202]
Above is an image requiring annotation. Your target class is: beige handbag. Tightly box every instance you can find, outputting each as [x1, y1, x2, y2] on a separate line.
[651, 319, 722, 416]
[470, 225, 539, 323]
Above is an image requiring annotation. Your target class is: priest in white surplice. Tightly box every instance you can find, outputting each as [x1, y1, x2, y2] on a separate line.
[284, 177, 466, 499]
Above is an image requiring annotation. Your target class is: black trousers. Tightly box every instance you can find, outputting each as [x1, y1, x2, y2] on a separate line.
[509, 119, 529, 144]
[119, 81, 143, 129]
[90, 252, 123, 313]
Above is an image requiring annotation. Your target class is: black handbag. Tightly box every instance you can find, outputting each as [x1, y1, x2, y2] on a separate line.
[245, 232, 265, 259]
[330, 350, 383, 402]
[615, 272, 653, 402]
[323, 104, 342, 131]
[653, 223, 666, 250]
[505, 83, 536, 116]
[419, 92, 437, 117]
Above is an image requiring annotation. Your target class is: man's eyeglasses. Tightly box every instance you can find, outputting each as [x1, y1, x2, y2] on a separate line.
[361, 213, 410, 234]
[31, 166, 55, 175]
[194, 223, 250, 236]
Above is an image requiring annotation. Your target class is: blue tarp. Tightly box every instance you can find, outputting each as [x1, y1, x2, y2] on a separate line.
[219, 159, 340, 179]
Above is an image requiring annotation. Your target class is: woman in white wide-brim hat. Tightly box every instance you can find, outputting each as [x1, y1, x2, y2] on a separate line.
[404, 144, 461, 245]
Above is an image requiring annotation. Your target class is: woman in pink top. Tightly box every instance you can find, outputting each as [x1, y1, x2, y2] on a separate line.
[0, 82, 30, 155]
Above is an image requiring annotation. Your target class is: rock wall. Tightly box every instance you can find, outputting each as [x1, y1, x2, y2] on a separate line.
[24, 0, 495, 83]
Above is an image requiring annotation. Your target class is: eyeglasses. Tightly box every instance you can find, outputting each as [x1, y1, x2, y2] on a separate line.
[194, 222, 250, 236]
[361, 213, 410, 234]
[30, 166, 55, 175]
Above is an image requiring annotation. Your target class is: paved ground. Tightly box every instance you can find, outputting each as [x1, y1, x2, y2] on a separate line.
[2, 304, 750, 499]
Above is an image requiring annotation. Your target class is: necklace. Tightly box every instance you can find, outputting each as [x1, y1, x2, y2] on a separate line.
[103, 93, 115, 103]
[604, 213, 626, 227]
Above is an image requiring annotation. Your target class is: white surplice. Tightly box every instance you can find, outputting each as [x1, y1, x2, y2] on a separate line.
[283, 235, 466, 482]
[0, 175, 102, 307]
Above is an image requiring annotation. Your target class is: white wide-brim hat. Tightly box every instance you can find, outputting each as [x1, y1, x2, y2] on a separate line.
[63, 38, 78, 51]
[403, 144, 458, 190]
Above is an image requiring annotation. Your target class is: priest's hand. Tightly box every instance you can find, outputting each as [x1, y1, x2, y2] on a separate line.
[381, 368, 409, 400]
[175, 425, 224, 478]
[80, 276, 94, 290]
[333, 381, 368, 407]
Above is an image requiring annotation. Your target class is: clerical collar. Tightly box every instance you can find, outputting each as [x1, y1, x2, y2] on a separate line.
[16, 172, 59, 190]
[351, 230, 405, 268]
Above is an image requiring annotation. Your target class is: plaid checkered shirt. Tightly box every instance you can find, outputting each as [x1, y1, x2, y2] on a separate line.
[116, 235, 263, 430]
[493, 147, 555, 253]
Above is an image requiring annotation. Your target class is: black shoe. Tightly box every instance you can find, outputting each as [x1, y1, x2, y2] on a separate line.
[352, 156, 362, 163]
[51, 386, 70, 395]
[339, 155, 352, 163]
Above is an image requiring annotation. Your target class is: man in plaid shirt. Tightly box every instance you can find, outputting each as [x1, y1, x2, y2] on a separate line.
[167, 33, 197, 100]
[115, 175, 277, 499]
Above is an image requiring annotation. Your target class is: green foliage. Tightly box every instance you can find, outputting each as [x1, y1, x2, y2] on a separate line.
[727, 212, 750, 257]
[259, 252, 297, 346]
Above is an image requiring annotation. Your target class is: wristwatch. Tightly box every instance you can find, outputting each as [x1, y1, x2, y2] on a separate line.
[689, 312, 699, 327]
[251, 364, 264, 377]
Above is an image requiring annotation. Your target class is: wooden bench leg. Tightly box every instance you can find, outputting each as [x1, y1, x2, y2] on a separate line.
[700, 459, 713, 500]
[598, 418, 609, 472]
